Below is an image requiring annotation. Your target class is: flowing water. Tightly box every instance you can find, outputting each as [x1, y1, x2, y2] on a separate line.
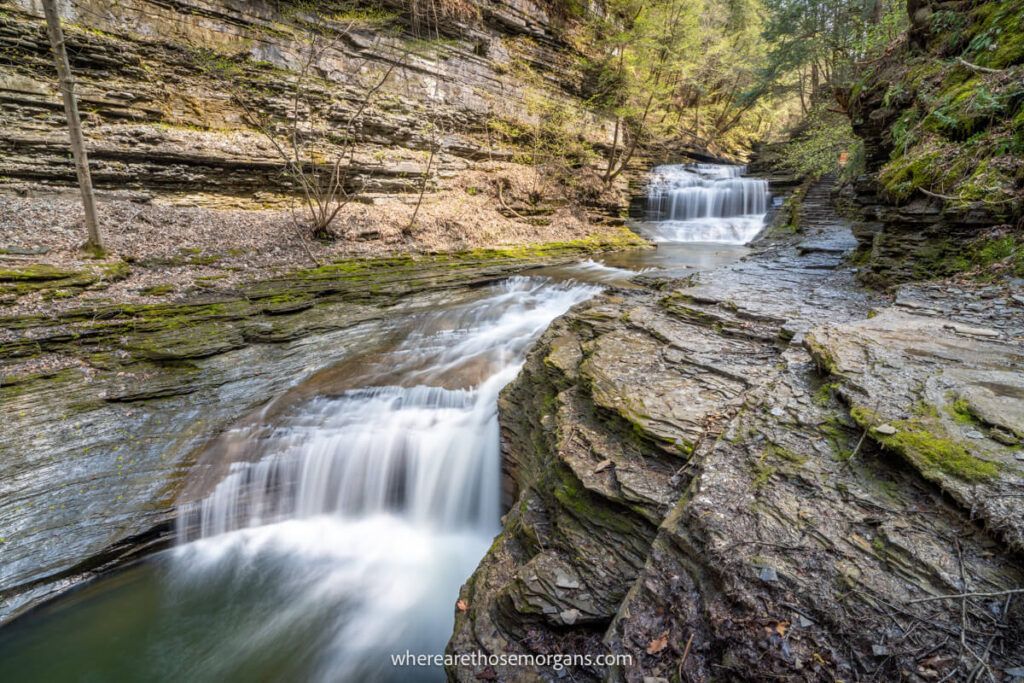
[0, 164, 766, 682]
[637, 163, 769, 244]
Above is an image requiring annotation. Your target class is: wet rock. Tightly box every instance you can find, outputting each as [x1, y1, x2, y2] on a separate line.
[0, 249, 629, 623]
[450, 181, 1024, 681]
[805, 304, 1024, 549]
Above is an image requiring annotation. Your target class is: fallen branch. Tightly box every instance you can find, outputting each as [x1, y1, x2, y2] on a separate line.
[908, 588, 1024, 604]
[918, 187, 1018, 205]
[956, 57, 1003, 74]
[496, 182, 528, 221]
[919, 187, 961, 201]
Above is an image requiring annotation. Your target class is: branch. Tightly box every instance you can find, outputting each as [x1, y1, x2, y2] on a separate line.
[956, 57, 1003, 74]
[908, 588, 1024, 604]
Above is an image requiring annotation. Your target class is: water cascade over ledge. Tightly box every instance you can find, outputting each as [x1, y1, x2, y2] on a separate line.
[164, 277, 599, 681]
[0, 277, 599, 683]
[640, 163, 769, 244]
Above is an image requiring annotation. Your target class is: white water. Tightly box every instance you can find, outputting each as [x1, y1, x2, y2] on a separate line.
[641, 163, 769, 244]
[167, 277, 598, 681]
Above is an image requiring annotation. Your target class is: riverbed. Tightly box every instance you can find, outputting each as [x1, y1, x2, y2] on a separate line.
[0, 164, 768, 681]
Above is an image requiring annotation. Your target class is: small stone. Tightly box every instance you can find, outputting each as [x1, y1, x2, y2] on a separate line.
[874, 424, 897, 435]
[798, 615, 814, 628]
[965, 430, 985, 439]
[559, 608, 580, 625]
[555, 572, 580, 589]
[759, 566, 779, 583]
[872, 645, 889, 657]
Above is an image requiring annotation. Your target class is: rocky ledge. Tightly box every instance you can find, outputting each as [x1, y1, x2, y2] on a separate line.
[0, 229, 645, 624]
[449, 180, 1024, 681]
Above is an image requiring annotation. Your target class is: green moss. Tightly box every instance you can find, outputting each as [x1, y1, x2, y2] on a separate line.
[766, 442, 808, 466]
[752, 462, 777, 489]
[966, 0, 1024, 69]
[947, 396, 981, 426]
[551, 465, 637, 534]
[850, 406, 999, 481]
[141, 284, 176, 296]
[821, 415, 854, 461]
[0, 264, 83, 281]
[864, 0, 1023, 225]
[804, 333, 840, 375]
[813, 382, 838, 406]
[776, 183, 808, 233]
[879, 141, 948, 201]
[98, 261, 131, 281]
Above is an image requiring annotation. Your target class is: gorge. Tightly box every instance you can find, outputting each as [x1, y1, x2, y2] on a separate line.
[1, 0, 1022, 681]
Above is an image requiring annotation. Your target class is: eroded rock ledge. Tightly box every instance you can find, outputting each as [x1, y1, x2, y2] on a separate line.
[0, 231, 644, 624]
[449, 182, 1024, 681]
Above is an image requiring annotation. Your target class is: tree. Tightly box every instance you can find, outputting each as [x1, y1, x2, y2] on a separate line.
[193, 11, 395, 246]
[41, 0, 103, 255]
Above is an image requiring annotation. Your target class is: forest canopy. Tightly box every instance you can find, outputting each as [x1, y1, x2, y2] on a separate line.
[563, 0, 907, 168]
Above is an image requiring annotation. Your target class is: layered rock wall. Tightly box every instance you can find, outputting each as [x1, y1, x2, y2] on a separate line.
[0, 0, 611, 204]
[449, 179, 1024, 681]
[845, 0, 1023, 286]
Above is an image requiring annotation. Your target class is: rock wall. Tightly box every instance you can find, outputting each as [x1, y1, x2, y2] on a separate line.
[0, 0, 612, 204]
[449, 179, 1024, 681]
[845, 0, 1023, 286]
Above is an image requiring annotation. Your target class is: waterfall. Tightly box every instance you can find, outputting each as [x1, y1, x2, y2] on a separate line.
[176, 383, 505, 540]
[140, 277, 600, 681]
[177, 277, 599, 543]
[641, 163, 769, 244]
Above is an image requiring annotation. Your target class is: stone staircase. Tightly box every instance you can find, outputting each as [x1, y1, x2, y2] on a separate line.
[794, 175, 858, 256]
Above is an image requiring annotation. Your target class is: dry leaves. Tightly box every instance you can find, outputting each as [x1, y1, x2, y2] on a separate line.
[646, 631, 670, 655]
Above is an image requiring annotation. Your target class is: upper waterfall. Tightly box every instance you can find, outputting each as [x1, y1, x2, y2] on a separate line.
[640, 163, 769, 244]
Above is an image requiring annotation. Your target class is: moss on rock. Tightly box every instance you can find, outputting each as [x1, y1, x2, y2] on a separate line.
[850, 405, 999, 482]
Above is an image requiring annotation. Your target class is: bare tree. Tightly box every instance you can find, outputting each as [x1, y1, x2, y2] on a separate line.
[41, 0, 103, 254]
[405, 118, 445, 237]
[198, 13, 395, 245]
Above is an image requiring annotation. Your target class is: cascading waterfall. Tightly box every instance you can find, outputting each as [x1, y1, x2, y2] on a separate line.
[0, 206, 759, 683]
[161, 276, 599, 681]
[177, 382, 505, 540]
[641, 163, 769, 244]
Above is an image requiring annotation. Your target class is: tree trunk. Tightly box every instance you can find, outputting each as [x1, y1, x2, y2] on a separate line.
[42, 0, 103, 254]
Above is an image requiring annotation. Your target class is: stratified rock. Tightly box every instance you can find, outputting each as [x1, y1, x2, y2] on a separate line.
[449, 180, 1024, 682]
[0, 243, 638, 623]
[805, 301, 1024, 549]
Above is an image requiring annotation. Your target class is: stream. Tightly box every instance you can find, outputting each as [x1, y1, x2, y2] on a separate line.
[0, 164, 768, 682]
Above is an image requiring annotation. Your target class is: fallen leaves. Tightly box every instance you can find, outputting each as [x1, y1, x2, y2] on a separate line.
[646, 631, 670, 655]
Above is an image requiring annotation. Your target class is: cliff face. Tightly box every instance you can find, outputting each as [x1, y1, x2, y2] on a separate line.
[845, 0, 1023, 286]
[0, 0, 611, 204]
[449, 180, 1024, 681]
